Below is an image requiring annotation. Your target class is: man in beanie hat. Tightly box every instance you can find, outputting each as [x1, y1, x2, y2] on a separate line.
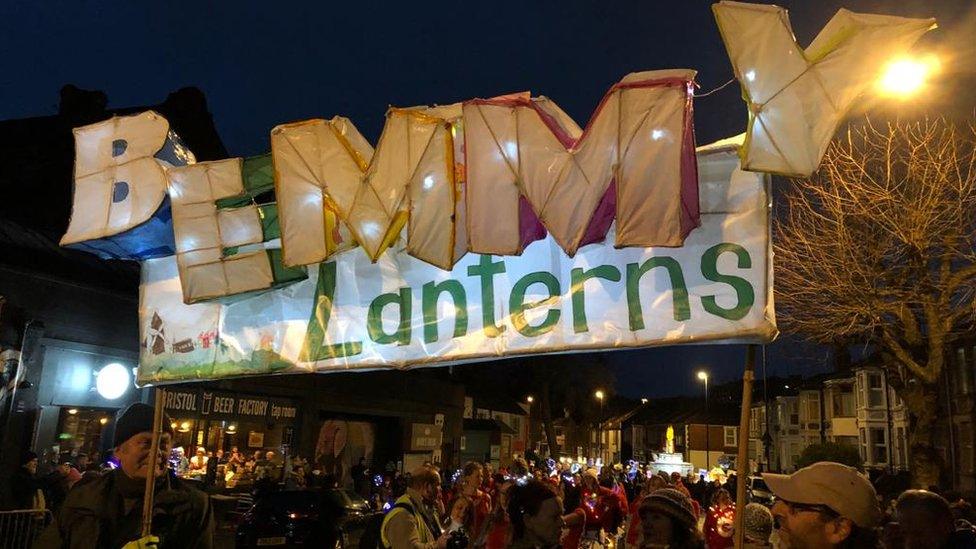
[637, 488, 703, 548]
[36, 402, 214, 548]
[764, 461, 880, 549]
[9, 450, 45, 510]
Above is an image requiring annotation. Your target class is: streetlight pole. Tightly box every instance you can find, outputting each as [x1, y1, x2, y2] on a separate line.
[595, 390, 605, 465]
[525, 395, 534, 457]
[698, 371, 709, 471]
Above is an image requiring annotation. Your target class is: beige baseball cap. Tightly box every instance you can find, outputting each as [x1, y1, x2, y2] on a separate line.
[762, 462, 881, 527]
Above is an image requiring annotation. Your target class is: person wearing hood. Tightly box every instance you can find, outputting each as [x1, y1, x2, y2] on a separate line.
[507, 479, 562, 549]
[35, 402, 214, 549]
[637, 488, 704, 549]
[9, 450, 45, 510]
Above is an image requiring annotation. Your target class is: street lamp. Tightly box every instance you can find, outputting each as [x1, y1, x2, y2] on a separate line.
[697, 371, 710, 470]
[525, 395, 534, 456]
[641, 398, 648, 404]
[595, 390, 605, 464]
[876, 54, 940, 99]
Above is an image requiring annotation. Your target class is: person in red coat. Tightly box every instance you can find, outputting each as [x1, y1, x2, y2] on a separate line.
[704, 488, 735, 549]
[482, 478, 512, 549]
[580, 468, 625, 544]
[452, 461, 492, 542]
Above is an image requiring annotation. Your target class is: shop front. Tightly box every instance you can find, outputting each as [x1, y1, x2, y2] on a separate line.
[32, 338, 146, 465]
[162, 387, 300, 466]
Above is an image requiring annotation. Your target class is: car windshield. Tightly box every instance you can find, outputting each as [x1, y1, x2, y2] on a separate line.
[326, 489, 371, 509]
[260, 491, 320, 511]
[751, 478, 769, 491]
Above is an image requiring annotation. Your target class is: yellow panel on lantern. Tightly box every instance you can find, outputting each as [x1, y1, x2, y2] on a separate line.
[271, 105, 464, 269]
[167, 158, 273, 303]
[464, 69, 699, 257]
[713, 1, 935, 177]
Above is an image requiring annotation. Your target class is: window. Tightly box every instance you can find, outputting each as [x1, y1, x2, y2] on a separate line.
[870, 427, 887, 464]
[868, 374, 884, 407]
[956, 348, 973, 395]
[835, 436, 858, 448]
[831, 390, 854, 417]
[859, 428, 867, 461]
[804, 393, 821, 422]
[895, 427, 908, 468]
[724, 426, 737, 447]
[956, 423, 974, 474]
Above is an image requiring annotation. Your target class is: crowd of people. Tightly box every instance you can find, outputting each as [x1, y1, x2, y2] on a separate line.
[377, 458, 976, 549]
[169, 444, 312, 490]
[9, 448, 105, 516]
[9, 410, 976, 549]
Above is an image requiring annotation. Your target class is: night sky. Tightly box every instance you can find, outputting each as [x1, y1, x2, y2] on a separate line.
[2, 0, 973, 398]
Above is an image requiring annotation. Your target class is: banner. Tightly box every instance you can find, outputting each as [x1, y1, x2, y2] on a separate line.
[137, 138, 775, 385]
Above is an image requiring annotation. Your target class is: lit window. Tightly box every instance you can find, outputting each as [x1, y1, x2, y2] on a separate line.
[724, 426, 737, 447]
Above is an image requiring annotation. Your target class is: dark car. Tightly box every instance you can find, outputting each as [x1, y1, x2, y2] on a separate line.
[746, 475, 774, 506]
[236, 488, 379, 548]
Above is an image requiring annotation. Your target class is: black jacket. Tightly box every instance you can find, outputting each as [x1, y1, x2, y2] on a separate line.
[34, 469, 214, 549]
[9, 466, 40, 510]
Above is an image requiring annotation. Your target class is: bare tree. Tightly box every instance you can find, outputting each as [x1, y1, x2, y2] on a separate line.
[775, 118, 976, 487]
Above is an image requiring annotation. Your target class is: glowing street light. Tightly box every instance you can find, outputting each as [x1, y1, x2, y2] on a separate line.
[526, 395, 534, 404]
[877, 54, 940, 99]
[697, 370, 710, 469]
[641, 398, 649, 404]
[594, 389, 606, 462]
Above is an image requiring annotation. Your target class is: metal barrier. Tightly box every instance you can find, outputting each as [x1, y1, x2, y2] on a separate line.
[0, 509, 52, 549]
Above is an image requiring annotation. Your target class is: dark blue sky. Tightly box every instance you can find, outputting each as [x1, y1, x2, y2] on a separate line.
[2, 0, 972, 398]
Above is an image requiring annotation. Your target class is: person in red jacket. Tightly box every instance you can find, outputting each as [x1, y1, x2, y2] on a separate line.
[704, 488, 735, 549]
[451, 461, 492, 543]
[482, 478, 512, 549]
[579, 468, 625, 545]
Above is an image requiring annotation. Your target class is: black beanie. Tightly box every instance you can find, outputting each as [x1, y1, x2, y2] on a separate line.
[113, 402, 174, 447]
[21, 450, 38, 466]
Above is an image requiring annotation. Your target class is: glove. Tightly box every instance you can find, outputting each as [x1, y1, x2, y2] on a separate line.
[154, 490, 193, 516]
[122, 535, 159, 549]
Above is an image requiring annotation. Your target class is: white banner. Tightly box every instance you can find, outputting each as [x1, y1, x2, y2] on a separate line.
[137, 140, 775, 385]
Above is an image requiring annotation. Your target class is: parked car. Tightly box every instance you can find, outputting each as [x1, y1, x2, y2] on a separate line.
[236, 488, 378, 548]
[746, 475, 774, 506]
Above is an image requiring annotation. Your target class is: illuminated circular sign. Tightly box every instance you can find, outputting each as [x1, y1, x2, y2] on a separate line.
[96, 363, 131, 400]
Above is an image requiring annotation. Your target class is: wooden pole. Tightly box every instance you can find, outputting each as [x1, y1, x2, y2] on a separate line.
[733, 346, 757, 548]
[142, 388, 167, 537]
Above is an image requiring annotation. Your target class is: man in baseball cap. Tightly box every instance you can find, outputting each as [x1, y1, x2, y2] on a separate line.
[763, 461, 881, 548]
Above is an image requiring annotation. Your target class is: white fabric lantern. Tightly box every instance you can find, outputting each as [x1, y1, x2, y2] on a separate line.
[167, 158, 273, 303]
[463, 69, 700, 257]
[271, 105, 465, 269]
[713, 1, 935, 177]
[61, 111, 194, 258]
